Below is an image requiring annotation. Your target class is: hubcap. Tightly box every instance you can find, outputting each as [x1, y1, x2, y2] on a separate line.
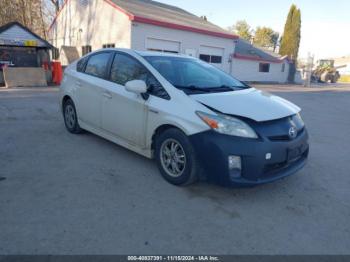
[160, 139, 186, 178]
[65, 104, 76, 129]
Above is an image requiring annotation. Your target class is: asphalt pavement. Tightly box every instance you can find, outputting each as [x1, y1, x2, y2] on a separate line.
[0, 84, 349, 254]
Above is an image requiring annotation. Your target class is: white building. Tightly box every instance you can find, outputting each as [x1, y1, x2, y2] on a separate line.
[232, 39, 291, 83]
[49, 0, 291, 83]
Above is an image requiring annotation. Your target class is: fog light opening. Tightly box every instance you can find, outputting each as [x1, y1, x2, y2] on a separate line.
[228, 155, 242, 179]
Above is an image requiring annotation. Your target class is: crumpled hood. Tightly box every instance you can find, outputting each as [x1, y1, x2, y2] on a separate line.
[190, 88, 300, 122]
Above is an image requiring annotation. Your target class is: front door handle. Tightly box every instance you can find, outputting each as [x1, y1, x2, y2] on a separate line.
[103, 92, 112, 99]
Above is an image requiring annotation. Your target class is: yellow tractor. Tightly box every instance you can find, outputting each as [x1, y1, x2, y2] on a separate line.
[312, 59, 346, 83]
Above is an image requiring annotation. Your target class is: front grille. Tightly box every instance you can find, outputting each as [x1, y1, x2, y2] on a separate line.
[263, 149, 308, 176]
[268, 127, 305, 141]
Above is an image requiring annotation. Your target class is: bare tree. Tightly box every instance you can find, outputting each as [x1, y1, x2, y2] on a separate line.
[0, 0, 51, 39]
[49, 0, 61, 14]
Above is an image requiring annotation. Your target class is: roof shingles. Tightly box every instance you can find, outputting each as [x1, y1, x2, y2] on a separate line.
[234, 39, 285, 63]
[109, 0, 237, 39]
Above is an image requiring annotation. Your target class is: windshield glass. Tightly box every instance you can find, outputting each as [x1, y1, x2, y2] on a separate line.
[143, 56, 249, 94]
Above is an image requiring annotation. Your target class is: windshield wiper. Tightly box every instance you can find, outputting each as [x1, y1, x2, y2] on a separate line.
[208, 85, 247, 91]
[175, 85, 212, 93]
[206, 85, 234, 92]
[175, 85, 244, 94]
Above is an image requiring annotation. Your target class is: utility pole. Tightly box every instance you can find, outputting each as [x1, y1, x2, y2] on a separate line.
[304, 52, 314, 87]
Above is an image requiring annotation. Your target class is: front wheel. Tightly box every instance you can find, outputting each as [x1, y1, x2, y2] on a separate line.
[155, 128, 199, 186]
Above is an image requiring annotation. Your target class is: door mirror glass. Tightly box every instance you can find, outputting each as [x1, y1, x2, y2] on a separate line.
[125, 80, 147, 94]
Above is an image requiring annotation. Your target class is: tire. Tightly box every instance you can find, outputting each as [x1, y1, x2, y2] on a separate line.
[63, 99, 83, 134]
[155, 128, 199, 186]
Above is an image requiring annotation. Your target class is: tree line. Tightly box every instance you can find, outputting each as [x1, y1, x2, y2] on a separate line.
[228, 4, 301, 60]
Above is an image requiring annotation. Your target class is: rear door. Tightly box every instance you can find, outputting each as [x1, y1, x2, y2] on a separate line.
[74, 52, 113, 128]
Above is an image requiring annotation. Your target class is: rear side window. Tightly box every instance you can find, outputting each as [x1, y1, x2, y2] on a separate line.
[110, 53, 170, 100]
[84, 52, 111, 78]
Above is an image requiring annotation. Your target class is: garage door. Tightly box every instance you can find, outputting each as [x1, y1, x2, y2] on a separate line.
[146, 38, 180, 53]
[199, 45, 224, 68]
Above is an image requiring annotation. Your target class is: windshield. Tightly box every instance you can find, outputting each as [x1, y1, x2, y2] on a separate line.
[143, 56, 249, 94]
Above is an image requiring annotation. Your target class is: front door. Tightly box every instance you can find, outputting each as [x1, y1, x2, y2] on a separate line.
[101, 53, 149, 147]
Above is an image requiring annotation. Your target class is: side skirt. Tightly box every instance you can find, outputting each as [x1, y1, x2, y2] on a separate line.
[79, 119, 152, 159]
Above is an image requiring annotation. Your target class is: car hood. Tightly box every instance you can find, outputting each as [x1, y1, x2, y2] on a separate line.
[190, 88, 300, 122]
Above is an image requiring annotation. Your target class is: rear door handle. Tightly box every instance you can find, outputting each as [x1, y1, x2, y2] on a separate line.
[75, 81, 82, 87]
[103, 92, 112, 99]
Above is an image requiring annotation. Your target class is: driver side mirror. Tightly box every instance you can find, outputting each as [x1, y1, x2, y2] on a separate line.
[125, 80, 147, 95]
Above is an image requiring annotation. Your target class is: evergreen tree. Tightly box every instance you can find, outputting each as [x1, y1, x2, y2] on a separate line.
[254, 27, 280, 50]
[279, 4, 301, 60]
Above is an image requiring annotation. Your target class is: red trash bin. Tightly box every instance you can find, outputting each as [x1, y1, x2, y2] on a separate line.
[51, 61, 63, 85]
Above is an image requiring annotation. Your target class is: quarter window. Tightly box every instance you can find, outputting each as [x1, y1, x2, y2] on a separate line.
[84, 52, 111, 78]
[110, 53, 169, 99]
[77, 56, 88, 72]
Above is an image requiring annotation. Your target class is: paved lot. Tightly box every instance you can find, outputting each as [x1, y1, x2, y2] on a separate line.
[0, 84, 350, 254]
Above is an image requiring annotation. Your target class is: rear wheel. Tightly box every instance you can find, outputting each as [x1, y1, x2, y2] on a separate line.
[155, 128, 198, 186]
[63, 99, 83, 134]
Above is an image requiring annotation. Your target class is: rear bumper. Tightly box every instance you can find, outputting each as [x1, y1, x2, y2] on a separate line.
[189, 128, 309, 187]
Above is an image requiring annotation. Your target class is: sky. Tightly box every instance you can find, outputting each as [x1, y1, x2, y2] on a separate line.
[156, 0, 350, 59]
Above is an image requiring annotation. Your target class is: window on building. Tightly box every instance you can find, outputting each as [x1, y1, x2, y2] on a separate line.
[84, 52, 111, 78]
[82, 45, 92, 56]
[52, 47, 60, 60]
[210, 56, 222, 64]
[281, 63, 285, 72]
[199, 54, 222, 64]
[147, 48, 178, 54]
[199, 54, 210, 63]
[110, 53, 169, 99]
[259, 63, 270, 73]
[102, 44, 115, 48]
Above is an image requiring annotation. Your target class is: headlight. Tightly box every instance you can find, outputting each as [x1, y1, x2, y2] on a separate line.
[294, 113, 305, 127]
[196, 111, 258, 138]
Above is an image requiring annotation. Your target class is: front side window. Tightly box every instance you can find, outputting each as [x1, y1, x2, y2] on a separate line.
[110, 53, 169, 99]
[84, 52, 111, 78]
[143, 56, 247, 94]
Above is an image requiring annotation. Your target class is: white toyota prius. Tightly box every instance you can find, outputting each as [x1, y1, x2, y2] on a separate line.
[60, 49, 309, 187]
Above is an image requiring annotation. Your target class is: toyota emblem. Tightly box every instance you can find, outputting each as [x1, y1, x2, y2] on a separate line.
[289, 126, 297, 139]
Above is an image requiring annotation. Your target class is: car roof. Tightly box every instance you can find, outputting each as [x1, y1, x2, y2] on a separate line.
[135, 50, 191, 58]
[84, 48, 194, 59]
